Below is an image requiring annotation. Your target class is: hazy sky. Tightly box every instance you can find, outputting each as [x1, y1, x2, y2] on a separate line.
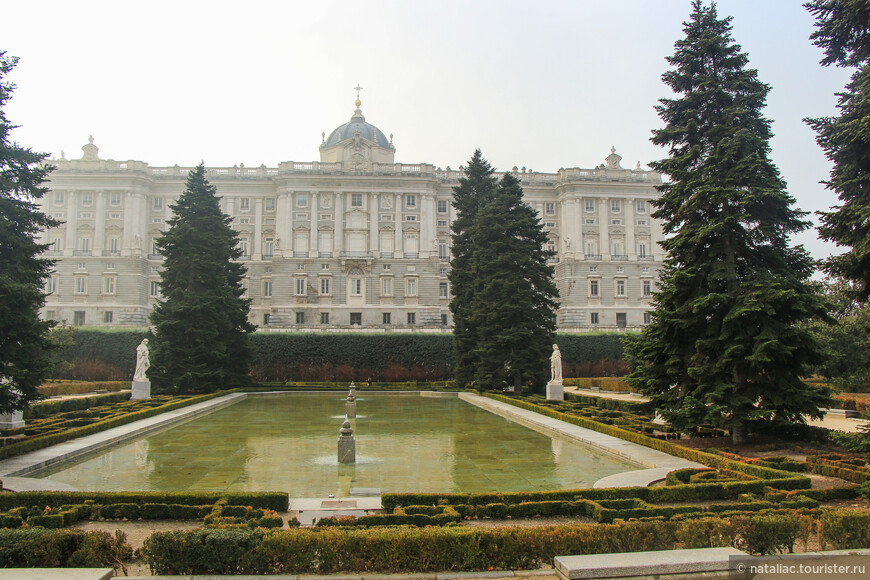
[3, 0, 854, 259]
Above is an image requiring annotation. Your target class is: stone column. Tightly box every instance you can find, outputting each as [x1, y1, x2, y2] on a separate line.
[64, 191, 77, 256]
[93, 191, 106, 255]
[369, 193, 379, 256]
[420, 194, 435, 258]
[394, 193, 402, 258]
[625, 197, 635, 259]
[566, 198, 580, 260]
[599, 198, 610, 260]
[309, 193, 319, 257]
[277, 193, 290, 256]
[335, 192, 344, 256]
[253, 197, 263, 260]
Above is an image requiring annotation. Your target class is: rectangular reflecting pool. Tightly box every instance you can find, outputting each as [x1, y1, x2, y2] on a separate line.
[36, 393, 639, 495]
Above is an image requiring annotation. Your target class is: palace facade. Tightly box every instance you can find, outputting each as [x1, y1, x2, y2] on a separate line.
[39, 99, 664, 332]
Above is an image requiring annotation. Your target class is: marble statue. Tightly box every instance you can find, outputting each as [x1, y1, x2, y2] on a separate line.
[550, 344, 562, 383]
[133, 338, 150, 381]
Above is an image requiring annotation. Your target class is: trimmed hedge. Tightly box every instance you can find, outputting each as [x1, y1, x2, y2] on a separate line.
[143, 520, 681, 574]
[24, 392, 131, 419]
[53, 330, 629, 382]
[142, 511, 843, 574]
[820, 509, 870, 549]
[0, 528, 132, 568]
[37, 381, 129, 397]
[0, 491, 288, 512]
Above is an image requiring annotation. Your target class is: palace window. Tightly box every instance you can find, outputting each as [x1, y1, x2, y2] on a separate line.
[321, 312, 329, 324]
[437, 200, 448, 213]
[263, 280, 272, 298]
[611, 199, 621, 212]
[296, 311, 305, 324]
[545, 202, 555, 215]
[590, 312, 599, 325]
[350, 312, 362, 326]
[265, 198, 275, 211]
[638, 242, 648, 258]
[637, 200, 647, 213]
[585, 199, 595, 212]
[320, 278, 331, 295]
[295, 278, 307, 296]
[239, 238, 249, 256]
[103, 276, 116, 295]
[350, 278, 362, 296]
[643, 280, 652, 297]
[46, 277, 57, 294]
[405, 215, 417, 221]
[150, 281, 160, 297]
[263, 313, 270, 325]
[644, 312, 652, 324]
[55, 192, 64, 205]
[407, 312, 416, 325]
[441, 314, 448, 326]
[297, 193, 308, 207]
[73, 311, 86, 326]
[616, 313, 627, 328]
[110, 192, 121, 205]
[152, 197, 162, 210]
[351, 193, 363, 207]
[438, 239, 449, 260]
[404, 194, 416, 209]
[439, 282, 448, 298]
[406, 278, 417, 297]
[616, 280, 626, 297]
[383, 312, 391, 324]
[589, 280, 599, 297]
[75, 276, 87, 294]
[102, 311, 113, 323]
[82, 192, 92, 206]
[263, 237, 274, 258]
[382, 278, 393, 296]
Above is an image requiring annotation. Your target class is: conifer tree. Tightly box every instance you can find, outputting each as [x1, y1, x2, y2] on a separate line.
[625, 1, 830, 444]
[0, 52, 58, 414]
[469, 172, 559, 391]
[149, 164, 254, 394]
[805, 0, 870, 299]
[449, 150, 498, 387]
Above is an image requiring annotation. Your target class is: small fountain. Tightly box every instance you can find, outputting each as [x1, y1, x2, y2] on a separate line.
[345, 382, 357, 418]
[337, 414, 356, 463]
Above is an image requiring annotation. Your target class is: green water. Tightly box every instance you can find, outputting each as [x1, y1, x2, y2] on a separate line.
[37, 393, 638, 495]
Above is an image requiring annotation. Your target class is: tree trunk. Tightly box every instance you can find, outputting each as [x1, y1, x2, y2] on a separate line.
[731, 423, 747, 445]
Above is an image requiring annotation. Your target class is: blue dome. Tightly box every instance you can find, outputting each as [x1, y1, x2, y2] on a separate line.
[323, 107, 394, 149]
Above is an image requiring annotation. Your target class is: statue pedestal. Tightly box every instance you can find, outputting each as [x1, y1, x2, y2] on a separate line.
[546, 380, 564, 401]
[131, 380, 151, 400]
[0, 411, 25, 430]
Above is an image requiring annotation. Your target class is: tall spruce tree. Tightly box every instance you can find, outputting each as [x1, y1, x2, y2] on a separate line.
[449, 150, 498, 387]
[468, 172, 559, 391]
[0, 52, 58, 414]
[625, 1, 830, 444]
[805, 0, 870, 300]
[149, 163, 254, 394]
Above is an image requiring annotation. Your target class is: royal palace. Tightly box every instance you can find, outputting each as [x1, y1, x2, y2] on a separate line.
[38, 99, 664, 332]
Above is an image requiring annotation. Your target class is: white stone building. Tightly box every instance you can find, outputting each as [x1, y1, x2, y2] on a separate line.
[39, 99, 664, 332]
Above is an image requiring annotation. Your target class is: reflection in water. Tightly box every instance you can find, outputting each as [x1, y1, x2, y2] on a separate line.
[37, 394, 638, 495]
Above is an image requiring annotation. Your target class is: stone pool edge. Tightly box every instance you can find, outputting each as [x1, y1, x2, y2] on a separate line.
[458, 393, 703, 488]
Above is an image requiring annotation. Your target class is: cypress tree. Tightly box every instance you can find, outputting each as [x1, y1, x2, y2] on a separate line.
[0, 52, 58, 414]
[805, 0, 870, 299]
[149, 163, 254, 394]
[469, 172, 559, 391]
[625, 1, 830, 444]
[449, 150, 498, 387]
